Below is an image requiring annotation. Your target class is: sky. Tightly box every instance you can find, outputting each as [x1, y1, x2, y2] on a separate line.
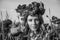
[0, 0, 60, 23]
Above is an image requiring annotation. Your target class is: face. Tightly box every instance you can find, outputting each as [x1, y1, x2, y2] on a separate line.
[19, 16, 25, 25]
[27, 15, 39, 31]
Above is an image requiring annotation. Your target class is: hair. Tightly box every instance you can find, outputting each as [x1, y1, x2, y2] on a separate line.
[24, 7, 44, 24]
[23, 8, 44, 34]
[15, 4, 27, 16]
[16, 1, 45, 33]
[22, 1, 45, 33]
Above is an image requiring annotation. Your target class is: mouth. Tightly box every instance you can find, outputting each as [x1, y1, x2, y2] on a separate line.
[32, 26, 37, 28]
[32, 24, 36, 26]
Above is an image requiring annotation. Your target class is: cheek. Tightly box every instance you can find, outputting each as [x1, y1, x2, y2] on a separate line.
[27, 21, 32, 29]
[27, 21, 32, 26]
[36, 21, 39, 25]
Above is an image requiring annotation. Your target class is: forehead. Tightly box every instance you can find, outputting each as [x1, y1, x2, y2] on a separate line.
[27, 15, 38, 19]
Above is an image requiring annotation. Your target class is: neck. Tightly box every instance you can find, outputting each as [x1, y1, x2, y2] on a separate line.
[31, 30, 37, 34]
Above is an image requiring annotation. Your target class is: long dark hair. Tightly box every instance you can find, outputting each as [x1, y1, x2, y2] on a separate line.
[23, 2, 45, 33]
[24, 9, 44, 34]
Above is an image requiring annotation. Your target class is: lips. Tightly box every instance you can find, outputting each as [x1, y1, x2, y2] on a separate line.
[31, 24, 37, 26]
[32, 26, 37, 28]
[31, 25, 35, 27]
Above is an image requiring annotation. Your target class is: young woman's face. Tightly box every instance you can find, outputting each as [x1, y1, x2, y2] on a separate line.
[27, 15, 39, 31]
[19, 16, 25, 25]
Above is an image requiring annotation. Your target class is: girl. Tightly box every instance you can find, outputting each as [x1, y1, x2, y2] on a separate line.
[22, 1, 45, 40]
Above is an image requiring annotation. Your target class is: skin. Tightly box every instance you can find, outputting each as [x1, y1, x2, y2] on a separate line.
[19, 16, 25, 25]
[19, 16, 26, 32]
[27, 15, 39, 32]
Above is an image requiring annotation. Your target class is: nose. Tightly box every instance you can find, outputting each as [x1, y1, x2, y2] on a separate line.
[32, 20, 36, 25]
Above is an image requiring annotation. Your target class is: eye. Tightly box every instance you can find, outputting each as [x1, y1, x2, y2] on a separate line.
[28, 19, 32, 22]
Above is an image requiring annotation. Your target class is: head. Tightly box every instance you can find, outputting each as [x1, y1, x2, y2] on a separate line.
[16, 4, 27, 25]
[19, 10, 28, 25]
[25, 10, 44, 31]
[19, 15, 25, 25]
[24, 2, 45, 31]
